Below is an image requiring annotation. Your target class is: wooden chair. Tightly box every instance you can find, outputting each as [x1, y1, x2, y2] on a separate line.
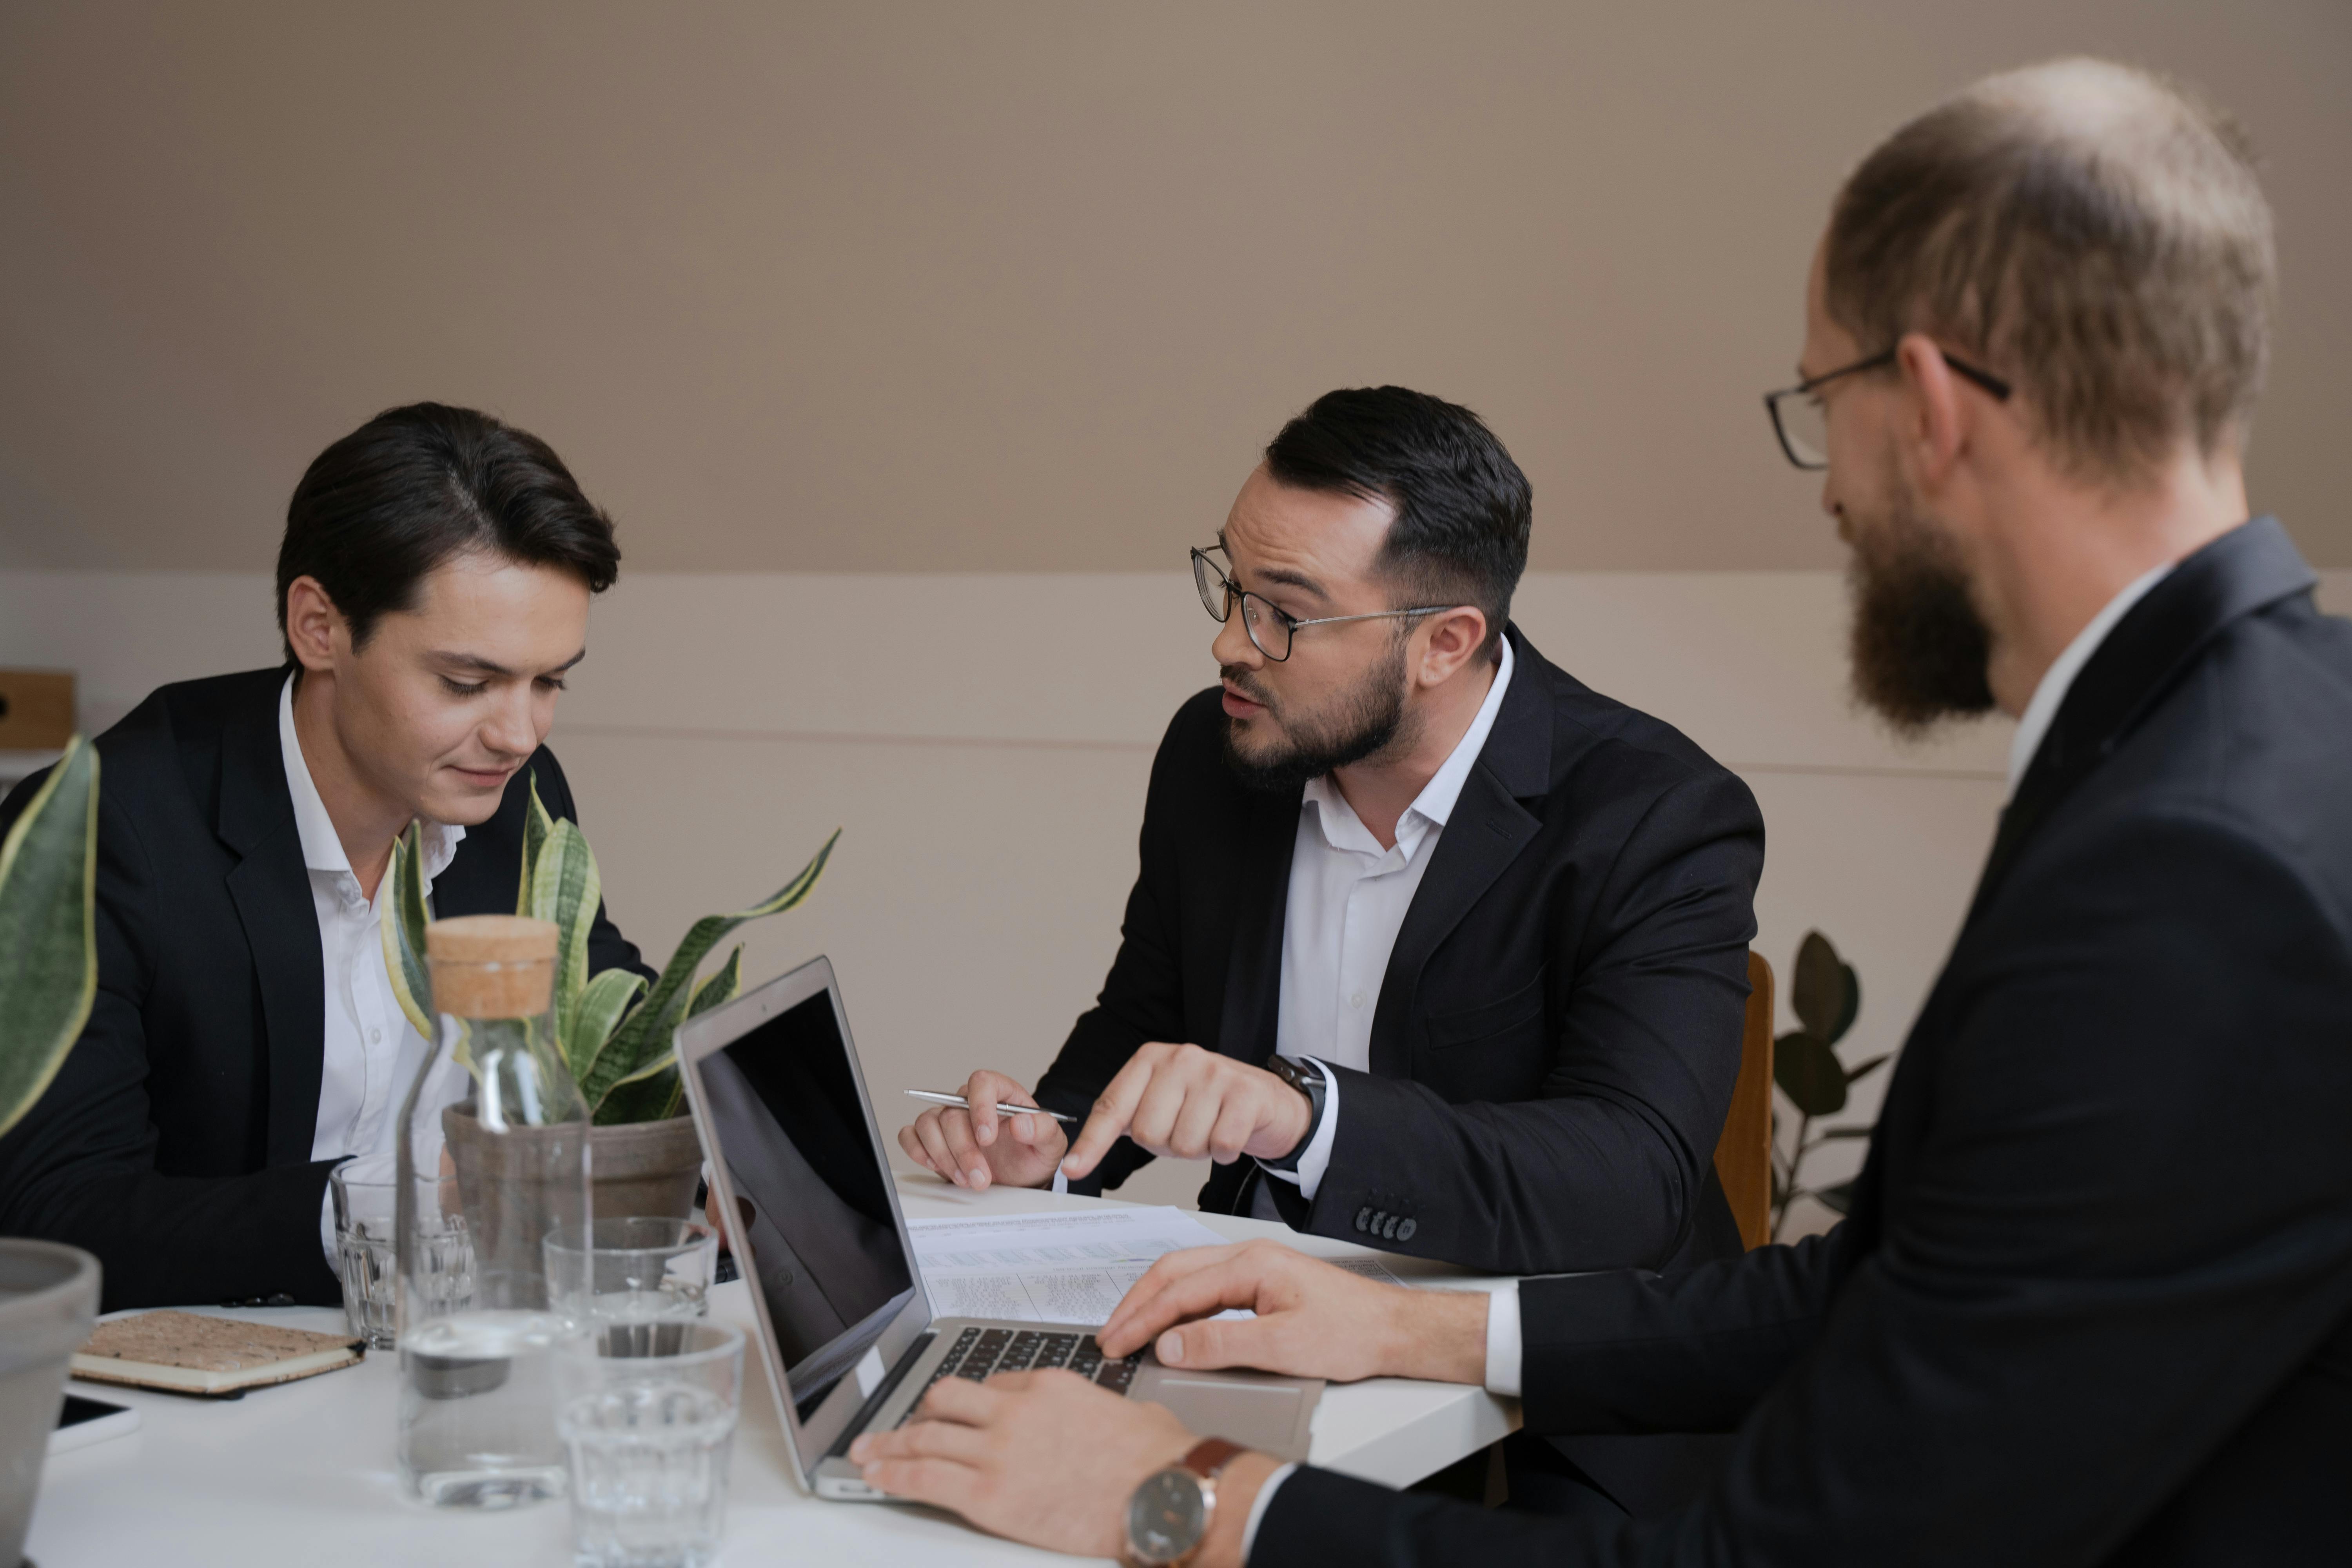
[1711, 951, 1776, 1250]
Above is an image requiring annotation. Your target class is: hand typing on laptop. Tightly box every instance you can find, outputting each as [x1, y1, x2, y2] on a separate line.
[896, 1046, 1313, 1192]
[850, 1238, 1486, 1562]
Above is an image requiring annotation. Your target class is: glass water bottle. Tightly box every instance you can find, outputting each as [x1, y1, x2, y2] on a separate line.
[394, 915, 593, 1508]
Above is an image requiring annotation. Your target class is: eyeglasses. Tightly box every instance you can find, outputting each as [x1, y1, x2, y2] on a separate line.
[1763, 347, 2013, 470]
[1189, 547, 1455, 662]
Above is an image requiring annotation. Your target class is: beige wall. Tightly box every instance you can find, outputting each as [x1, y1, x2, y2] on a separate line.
[11, 569, 2350, 1222]
[3, 0, 2349, 577]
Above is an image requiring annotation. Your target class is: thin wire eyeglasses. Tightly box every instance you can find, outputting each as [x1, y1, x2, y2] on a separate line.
[1189, 547, 1456, 662]
[1763, 347, 2013, 470]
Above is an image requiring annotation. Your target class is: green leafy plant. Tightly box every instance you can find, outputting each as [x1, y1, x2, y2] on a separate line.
[383, 773, 838, 1125]
[1768, 930, 1887, 1239]
[0, 736, 99, 1139]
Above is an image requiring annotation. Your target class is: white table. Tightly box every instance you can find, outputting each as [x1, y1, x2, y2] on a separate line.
[29, 1174, 1519, 1565]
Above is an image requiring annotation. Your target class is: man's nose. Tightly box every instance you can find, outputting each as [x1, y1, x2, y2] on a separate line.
[481, 689, 540, 758]
[1212, 610, 1258, 668]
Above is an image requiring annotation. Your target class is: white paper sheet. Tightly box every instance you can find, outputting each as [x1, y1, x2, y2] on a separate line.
[907, 1207, 1400, 1327]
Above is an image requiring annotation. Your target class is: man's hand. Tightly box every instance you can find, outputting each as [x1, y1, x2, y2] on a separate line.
[1059, 1043, 1314, 1183]
[897, 1070, 1067, 1192]
[1097, 1238, 1490, 1386]
[848, 1368, 1278, 1567]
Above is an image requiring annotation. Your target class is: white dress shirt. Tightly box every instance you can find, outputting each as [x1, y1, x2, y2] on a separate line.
[2005, 561, 2175, 797]
[279, 676, 465, 1265]
[1250, 637, 1514, 1214]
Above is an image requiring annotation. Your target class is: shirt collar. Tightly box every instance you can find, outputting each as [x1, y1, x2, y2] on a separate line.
[2005, 561, 2175, 798]
[1302, 636, 1515, 859]
[278, 673, 464, 886]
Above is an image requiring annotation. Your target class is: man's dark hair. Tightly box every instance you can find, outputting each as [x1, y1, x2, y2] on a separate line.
[1263, 387, 1530, 663]
[275, 402, 621, 660]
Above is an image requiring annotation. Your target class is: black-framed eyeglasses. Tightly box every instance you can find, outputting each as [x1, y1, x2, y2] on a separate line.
[1189, 546, 1455, 662]
[1763, 347, 2013, 470]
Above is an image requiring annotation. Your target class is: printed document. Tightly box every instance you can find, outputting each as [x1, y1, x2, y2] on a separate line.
[908, 1206, 1398, 1327]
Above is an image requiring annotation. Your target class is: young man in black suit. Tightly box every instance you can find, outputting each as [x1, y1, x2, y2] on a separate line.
[849, 60, 2352, 1566]
[900, 387, 1767, 1280]
[0, 403, 645, 1311]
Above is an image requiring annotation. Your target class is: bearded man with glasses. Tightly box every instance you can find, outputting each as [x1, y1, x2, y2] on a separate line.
[900, 386, 1767, 1310]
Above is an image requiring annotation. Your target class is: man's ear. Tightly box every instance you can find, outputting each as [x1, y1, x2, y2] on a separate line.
[1413, 606, 1490, 689]
[1894, 332, 1969, 492]
[283, 575, 349, 673]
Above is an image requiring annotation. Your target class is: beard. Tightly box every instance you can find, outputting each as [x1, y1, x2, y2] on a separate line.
[1221, 638, 1414, 793]
[1844, 478, 1997, 737]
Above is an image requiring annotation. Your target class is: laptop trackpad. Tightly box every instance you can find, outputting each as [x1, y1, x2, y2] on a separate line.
[1142, 1373, 1322, 1462]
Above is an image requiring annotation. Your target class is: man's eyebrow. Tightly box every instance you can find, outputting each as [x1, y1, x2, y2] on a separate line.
[430, 648, 588, 678]
[1250, 565, 1329, 601]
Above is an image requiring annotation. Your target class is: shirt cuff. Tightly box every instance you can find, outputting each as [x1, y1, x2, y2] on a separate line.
[1483, 1281, 1522, 1397]
[1238, 1459, 1298, 1564]
[1255, 1057, 1339, 1201]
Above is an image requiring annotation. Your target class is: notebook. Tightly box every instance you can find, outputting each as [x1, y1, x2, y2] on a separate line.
[72, 1311, 364, 1397]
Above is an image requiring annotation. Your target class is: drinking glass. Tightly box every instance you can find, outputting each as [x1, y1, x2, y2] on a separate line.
[556, 1321, 744, 1568]
[330, 1171, 399, 1350]
[544, 1219, 719, 1335]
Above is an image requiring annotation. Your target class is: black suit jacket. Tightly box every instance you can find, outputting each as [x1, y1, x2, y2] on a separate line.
[0, 666, 646, 1312]
[1257, 519, 2352, 1566]
[1036, 626, 1766, 1276]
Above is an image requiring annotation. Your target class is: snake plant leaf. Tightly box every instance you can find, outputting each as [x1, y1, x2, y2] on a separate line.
[593, 1065, 682, 1126]
[1790, 931, 1860, 1044]
[527, 817, 601, 1045]
[380, 820, 437, 1043]
[566, 966, 647, 1085]
[1773, 1028, 1849, 1117]
[0, 736, 100, 1140]
[577, 828, 839, 1113]
[687, 946, 743, 1018]
[588, 948, 741, 1122]
[517, 769, 557, 917]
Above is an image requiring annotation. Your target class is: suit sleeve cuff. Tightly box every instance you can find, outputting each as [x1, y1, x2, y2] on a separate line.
[1484, 1281, 1522, 1397]
[1255, 1057, 1339, 1200]
[1238, 1459, 1298, 1564]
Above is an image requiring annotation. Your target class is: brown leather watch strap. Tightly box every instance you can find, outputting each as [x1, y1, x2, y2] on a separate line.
[1180, 1437, 1245, 1481]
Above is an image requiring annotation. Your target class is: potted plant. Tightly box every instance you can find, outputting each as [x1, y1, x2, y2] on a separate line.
[384, 775, 837, 1222]
[1768, 930, 1888, 1239]
[0, 735, 105, 1565]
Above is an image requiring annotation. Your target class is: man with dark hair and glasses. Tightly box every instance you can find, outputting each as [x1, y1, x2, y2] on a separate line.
[900, 385, 1768, 1310]
[856, 59, 2350, 1568]
[0, 403, 648, 1310]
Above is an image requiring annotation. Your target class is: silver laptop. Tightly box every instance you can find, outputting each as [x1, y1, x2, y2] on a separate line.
[674, 956, 1323, 1499]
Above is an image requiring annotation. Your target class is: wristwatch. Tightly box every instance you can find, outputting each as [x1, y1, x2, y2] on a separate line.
[1257, 1055, 1326, 1174]
[1122, 1437, 1246, 1566]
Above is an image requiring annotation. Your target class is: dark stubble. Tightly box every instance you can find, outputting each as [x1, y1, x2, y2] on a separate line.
[1221, 635, 1415, 793]
[1845, 478, 1997, 735]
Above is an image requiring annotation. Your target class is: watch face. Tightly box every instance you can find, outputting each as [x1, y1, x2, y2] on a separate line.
[1127, 1468, 1208, 1563]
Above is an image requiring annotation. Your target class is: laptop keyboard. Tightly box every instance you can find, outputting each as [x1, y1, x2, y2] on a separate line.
[897, 1325, 1141, 1424]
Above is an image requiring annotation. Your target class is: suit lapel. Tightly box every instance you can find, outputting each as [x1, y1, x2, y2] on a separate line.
[1216, 784, 1303, 1066]
[216, 682, 326, 1168]
[1964, 517, 2317, 926]
[1366, 627, 1552, 1080]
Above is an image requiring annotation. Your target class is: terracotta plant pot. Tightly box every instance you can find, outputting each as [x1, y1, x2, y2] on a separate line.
[0, 1239, 100, 1564]
[585, 1114, 706, 1223]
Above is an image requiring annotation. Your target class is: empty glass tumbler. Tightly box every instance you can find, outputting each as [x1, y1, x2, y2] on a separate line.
[394, 915, 594, 1510]
[329, 1171, 399, 1350]
[557, 1321, 745, 1568]
[544, 1219, 719, 1332]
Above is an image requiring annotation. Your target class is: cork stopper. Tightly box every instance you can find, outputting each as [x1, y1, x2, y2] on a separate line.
[425, 916, 558, 1018]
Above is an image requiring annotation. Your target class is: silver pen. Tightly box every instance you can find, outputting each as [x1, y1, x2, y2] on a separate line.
[903, 1089, 1079, 1124]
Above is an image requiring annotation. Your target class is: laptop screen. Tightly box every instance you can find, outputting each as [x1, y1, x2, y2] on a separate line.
[692, 988, 919, 1423]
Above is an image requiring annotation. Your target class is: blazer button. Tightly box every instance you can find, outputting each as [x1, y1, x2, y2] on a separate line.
[1396, 1218, 1416, 1241]
[1380, 1214, 1399, 1240]
[1354, 1207, 1372, 1234]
